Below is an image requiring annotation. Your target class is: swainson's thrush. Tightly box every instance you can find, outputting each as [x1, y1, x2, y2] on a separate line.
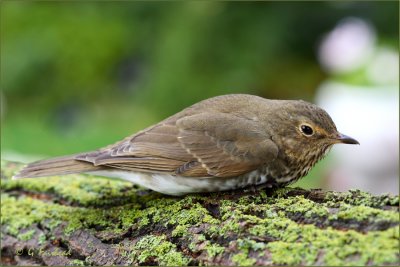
[13, 94, 359, 195]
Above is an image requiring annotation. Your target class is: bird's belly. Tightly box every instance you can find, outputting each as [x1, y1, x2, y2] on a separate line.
[89, 170, 269, 196]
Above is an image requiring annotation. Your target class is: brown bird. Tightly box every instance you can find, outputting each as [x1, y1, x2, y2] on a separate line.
[13, 94, 359, 195]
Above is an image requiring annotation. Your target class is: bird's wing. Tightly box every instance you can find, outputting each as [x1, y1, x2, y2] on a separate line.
[175, 113, 279, 177]
[76, 112, 278, 178]
[76, 121, 196, 174]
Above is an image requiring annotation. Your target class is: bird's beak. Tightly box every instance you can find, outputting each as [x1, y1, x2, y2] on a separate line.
[335, 133, 360, 145]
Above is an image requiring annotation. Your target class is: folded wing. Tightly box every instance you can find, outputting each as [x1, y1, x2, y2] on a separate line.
[76, 112, 279, 178]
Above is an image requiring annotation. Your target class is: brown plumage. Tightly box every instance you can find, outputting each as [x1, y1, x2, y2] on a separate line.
[13, 94, 359, 195]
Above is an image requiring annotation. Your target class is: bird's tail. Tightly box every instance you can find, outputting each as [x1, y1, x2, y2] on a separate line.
[12, 155, 102, 179]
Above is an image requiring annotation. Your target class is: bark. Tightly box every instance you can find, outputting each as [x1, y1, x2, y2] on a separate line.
[1, 160, 399, 266]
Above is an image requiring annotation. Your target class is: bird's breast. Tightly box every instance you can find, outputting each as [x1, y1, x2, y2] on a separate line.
[273, 145, 332, 185]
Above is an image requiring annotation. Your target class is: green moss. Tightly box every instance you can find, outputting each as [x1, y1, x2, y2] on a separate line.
[1, 194, 64, 236]
[271, 195, 329, 218]
[236, 238, 266, 251]
[272, 187, 294, 198]
[168, 203, 208, 225]
[131, 235, 190, 266]
[1, 160, 399, 266]
[171, 224, 189, 237]
[38, 233, 47, 245]
[267, 241, 317, 265]
[325, 189, 399, 208]
[17, 229, 36, 241]
[329, 203, 399, 222]
[70, 259, 86, 266]
[231, 252, 256, 266]
[206, 243, 225, 257]
[265, 224, 399, 265]
[1, 193, 127, 238]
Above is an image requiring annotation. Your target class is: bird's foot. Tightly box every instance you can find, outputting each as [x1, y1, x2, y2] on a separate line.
[244, 181, 278, 194]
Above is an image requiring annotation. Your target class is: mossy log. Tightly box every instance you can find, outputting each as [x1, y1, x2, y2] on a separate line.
[1, 160, 399, 266]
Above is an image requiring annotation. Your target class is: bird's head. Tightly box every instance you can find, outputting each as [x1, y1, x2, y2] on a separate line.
[272, 100, 359, 164]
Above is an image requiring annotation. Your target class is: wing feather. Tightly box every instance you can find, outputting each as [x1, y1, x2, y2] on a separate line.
[176, 113, 279, 177]
[75, 112, 278, 178]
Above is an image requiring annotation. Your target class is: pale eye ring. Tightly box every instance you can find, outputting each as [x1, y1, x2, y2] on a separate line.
[300, 124, 314, 136]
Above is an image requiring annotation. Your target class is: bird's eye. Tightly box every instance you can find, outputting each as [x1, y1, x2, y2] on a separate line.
[300, 124, 314, 136]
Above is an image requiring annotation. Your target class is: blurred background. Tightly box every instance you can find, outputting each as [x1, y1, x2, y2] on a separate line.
[1, 1, 398, 194]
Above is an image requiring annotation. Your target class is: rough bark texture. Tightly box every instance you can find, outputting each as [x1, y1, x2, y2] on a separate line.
[1, 160, 399, 266]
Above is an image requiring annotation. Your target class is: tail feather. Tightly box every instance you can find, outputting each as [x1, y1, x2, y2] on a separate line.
[12, 155, 103, 179]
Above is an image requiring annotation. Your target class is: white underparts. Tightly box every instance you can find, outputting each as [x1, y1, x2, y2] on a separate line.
[89, 169, 268, 196]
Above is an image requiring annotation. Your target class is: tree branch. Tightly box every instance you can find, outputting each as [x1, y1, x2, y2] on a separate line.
[1, 160, 399, 266]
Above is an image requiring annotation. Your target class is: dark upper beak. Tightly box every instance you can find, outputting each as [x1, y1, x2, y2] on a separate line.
[336, 133, 360, 145]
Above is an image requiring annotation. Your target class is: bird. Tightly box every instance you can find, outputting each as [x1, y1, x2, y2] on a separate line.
[13, 94, 359, 195]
